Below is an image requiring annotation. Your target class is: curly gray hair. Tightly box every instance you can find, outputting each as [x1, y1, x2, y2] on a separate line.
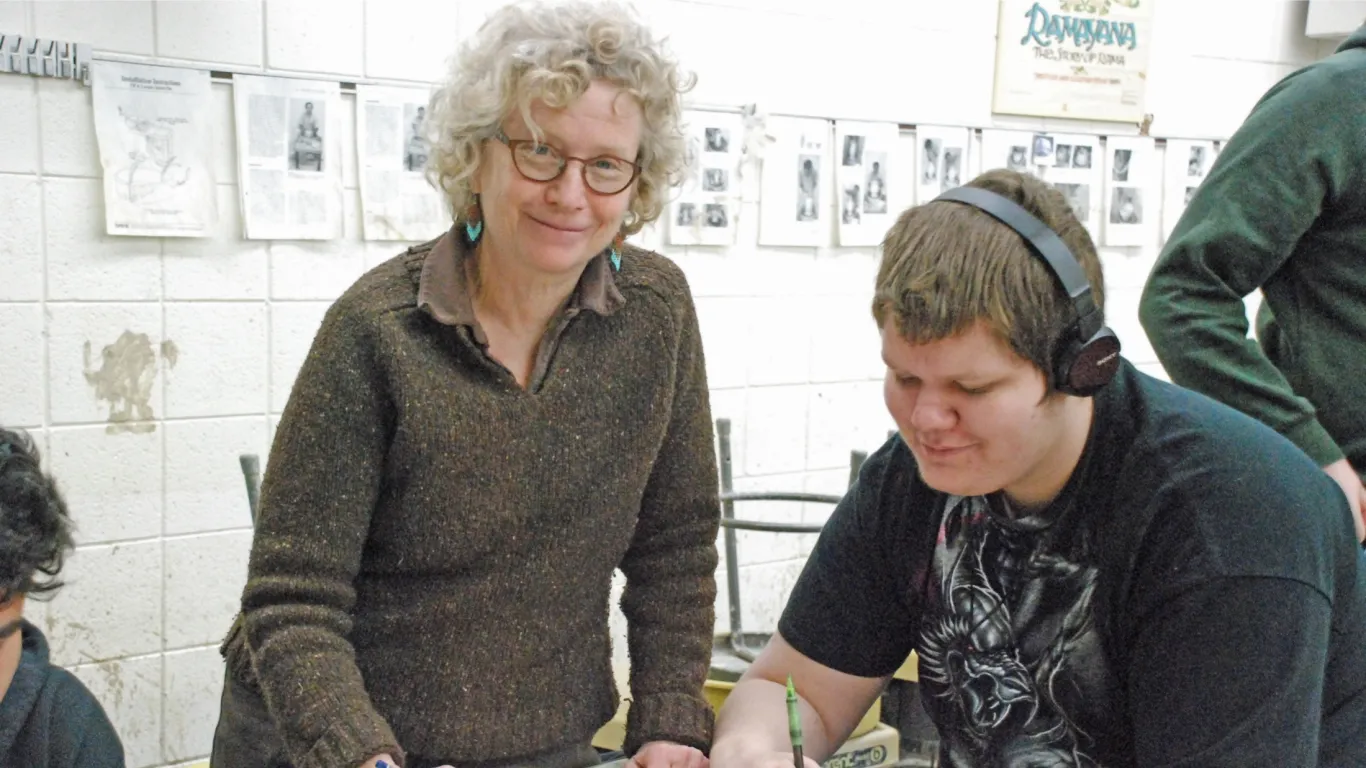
[425, 0, 694, 235]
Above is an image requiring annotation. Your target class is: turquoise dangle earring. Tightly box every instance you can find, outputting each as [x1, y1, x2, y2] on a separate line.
[464, 195, 483, 243]
[608, 233, 624, 271]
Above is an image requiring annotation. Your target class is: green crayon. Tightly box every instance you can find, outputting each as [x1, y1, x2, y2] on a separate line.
[786, 674, 804, 768]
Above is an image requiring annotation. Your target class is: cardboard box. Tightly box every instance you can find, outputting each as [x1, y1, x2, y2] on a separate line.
[822, 722, 900, 768]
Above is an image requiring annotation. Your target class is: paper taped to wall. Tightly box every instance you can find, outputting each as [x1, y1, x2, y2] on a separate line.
[90, 60, 217, 237]
[232, 74, 344, 240]
[355, 84, 448, 242]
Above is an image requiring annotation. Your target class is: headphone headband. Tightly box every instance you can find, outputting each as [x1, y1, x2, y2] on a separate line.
[933, 186, 1102, 341]
[930, 184, 1120, 396]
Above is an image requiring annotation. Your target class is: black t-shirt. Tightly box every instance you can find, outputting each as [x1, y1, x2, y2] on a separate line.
[779, 360, 1366, 767]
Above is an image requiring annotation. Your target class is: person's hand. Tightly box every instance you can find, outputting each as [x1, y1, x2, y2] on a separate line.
[707, 741, 819, 768]
[1323, 458, 1366, 541]
[627, 740, 708, 767]
[359, 755, 398, 768]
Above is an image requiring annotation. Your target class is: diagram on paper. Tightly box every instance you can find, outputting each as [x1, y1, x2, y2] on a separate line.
[91, 61, 216, 237]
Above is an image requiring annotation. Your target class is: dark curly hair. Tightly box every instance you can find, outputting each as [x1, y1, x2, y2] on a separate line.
[0, 428, 75, 604]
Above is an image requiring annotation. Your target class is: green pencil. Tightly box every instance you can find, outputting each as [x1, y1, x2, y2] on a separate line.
[786, 674, 804, 768]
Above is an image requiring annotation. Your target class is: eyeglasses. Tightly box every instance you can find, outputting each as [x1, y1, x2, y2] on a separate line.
[495, 131, 640, 195]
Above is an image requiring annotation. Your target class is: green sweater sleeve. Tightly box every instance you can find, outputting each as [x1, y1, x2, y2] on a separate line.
[1139, 65, 1362, 466]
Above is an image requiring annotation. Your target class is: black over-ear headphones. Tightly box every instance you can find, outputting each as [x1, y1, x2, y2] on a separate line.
[932, 185, 1121, 397]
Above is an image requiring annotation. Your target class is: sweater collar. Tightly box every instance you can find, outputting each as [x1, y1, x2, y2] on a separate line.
[416, 226, 625, 330]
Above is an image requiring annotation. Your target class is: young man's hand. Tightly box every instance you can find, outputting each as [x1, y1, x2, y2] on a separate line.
[1323, 458, 1366, 541]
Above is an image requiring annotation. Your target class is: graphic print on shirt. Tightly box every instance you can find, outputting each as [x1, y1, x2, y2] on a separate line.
[917, 494, 1106, 767]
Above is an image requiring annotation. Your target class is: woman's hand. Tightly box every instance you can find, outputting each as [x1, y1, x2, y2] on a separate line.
[359, 755, 397, 768]
[628, 740, 709, 767]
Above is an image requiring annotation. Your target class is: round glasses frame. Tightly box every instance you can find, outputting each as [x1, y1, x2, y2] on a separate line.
[494, 131, 640, 196]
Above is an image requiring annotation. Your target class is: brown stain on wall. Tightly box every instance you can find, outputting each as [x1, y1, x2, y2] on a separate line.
[82, 330, 161, 435]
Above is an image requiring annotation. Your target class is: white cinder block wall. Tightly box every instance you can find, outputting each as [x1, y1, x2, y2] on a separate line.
[0, 1, 1342, 765]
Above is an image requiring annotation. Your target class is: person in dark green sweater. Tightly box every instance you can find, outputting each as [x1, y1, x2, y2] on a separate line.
[0, 429, 125, 768]
[1139, 24, 1366, 540]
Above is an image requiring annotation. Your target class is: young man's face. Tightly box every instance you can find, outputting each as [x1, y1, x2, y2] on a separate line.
[881, 318, 1082, 508]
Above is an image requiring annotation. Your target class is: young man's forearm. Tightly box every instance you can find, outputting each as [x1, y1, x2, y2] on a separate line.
[712, 678, 833, 760]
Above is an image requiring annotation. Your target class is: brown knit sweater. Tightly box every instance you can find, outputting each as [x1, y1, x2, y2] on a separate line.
[219, 229, 720, 768]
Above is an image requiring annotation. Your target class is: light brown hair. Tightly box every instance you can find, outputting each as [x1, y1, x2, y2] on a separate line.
[871, 168, 1105, 388]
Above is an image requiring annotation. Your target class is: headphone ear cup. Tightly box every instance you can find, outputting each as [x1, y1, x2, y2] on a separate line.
[1058, 327, 1122, 396]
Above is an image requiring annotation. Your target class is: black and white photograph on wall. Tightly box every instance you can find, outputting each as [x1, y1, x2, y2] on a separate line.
[705, 126, 730, 153]
[863, 152, 888, 214]
[915, 125, 968, 206]
[759, 116, 830, 246]
[1007, 145, 1028, 172]
[942, 147, 962, 189]
[836, 120, 899, 245]
[1110, 186, 1142, 225]
[1111, 148, 1132, 182]
[921, 138, 941, 184]
[403, 103, 429, 172]
[1161, 138, 1217, 243]
[842, 135, 865, 166]
[288, 98, 325, 172]
[1031, 133, 1054, 165]
[842, 185, 861, 225]
[1055, 183, 1090, 223]
[796, 154, 820, 222]
[1072, 145, 1093, 169]
[1187, 146, 1208, 177]
[354, 84, 445, 241]
[986, 130, 1100, 237]
[704, 203, 728, 227]
[236, 74, 343, 240]
[984, 130, 1038, 179]
[1103, 135, 1156, 247]
[673, 109, 742, 245]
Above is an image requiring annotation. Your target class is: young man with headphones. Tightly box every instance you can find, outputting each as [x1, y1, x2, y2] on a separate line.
[708, 170, 1366, 768]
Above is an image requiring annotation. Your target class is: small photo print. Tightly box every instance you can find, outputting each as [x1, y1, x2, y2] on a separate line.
[1007, 145, 1028, 172]
[1111, 148, 1132, 182]
[289, 98, 325, 172]
[404, 103, 429, 172]
[941, 147, 962, 190]
[705, 127, 730, 153]
[921, 138, 941, 184]
[1187, 146, 1207, 178]
[863, 152, 888, 214]
[1110, 186, 1142, 225]
[1072, 145, 1093, 169]
[1031, 133, 1054, 164]
[676, 202, 697, 227]
[842, 135, 865, 167]
[702, 167, 729, 192]
[704, 203, 728, 228]
[1055, 144, 1072, 168]
[1184, 186, 1198, 205]
[796, 154, 820, 222]
[1055, 182, 1090, 223]
[842, 185, 862, 225]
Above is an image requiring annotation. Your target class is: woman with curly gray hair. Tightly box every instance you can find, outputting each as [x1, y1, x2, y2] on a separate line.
[211, 3, 718, 768]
